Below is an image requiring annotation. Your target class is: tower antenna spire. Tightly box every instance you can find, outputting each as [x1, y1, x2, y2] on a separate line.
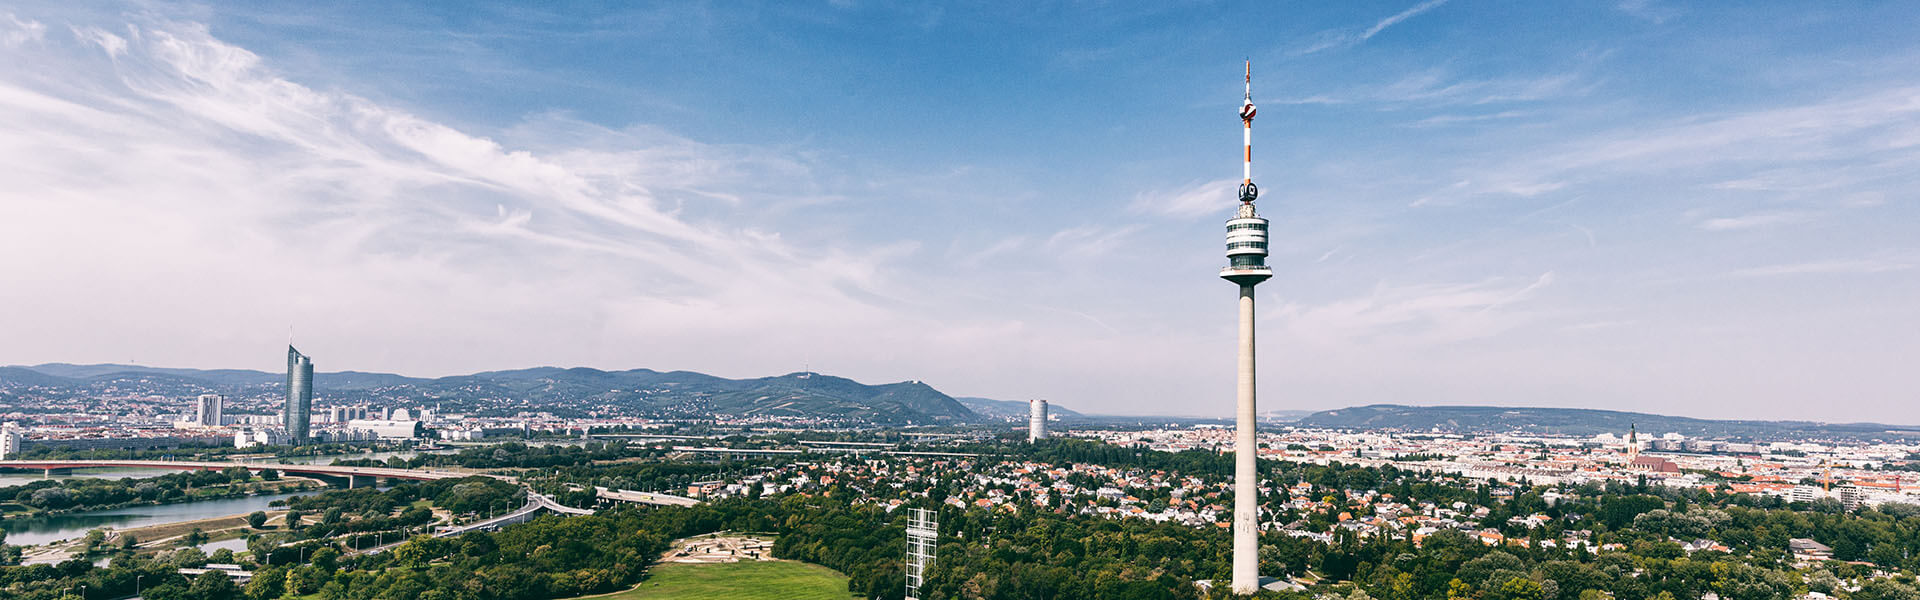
[1238, 60, 1258, 203]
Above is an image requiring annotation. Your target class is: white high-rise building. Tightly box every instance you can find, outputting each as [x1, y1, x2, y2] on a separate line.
[1027, 399, 1048, 442]
[194, 394, 225, 427]
[0, 423, 23, 459]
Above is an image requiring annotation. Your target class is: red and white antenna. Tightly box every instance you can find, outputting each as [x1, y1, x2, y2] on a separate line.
[1238, 60, 1258, 203]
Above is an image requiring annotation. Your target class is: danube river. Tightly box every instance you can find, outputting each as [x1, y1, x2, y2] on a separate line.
[0, 449, 442, 547]
[0, 490, 315, 547]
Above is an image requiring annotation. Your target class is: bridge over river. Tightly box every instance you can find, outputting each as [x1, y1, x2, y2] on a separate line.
[0, 459, 497, 487]
[1, 458, 704, 556]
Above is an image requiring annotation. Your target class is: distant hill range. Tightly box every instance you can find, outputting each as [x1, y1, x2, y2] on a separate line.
[0, 363, 976, 425]
[954, 397, 1084, 421]
[1296, 404, 1920, 440]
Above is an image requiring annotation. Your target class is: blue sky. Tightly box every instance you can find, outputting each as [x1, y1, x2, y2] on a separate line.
[1, 1, 1916, 422]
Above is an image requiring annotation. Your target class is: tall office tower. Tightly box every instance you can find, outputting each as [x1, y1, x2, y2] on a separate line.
[194, 394, 225, 427]
[1028, 399, 1049, 442]
[0, 423, 21, 460]
[1220, 61, 1274, 596]
[286, 346, 314, 444]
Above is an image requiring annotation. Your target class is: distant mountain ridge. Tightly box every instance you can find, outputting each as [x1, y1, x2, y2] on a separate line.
[955, 397, 1085, 420]
[0, 363, 976, 425]
[1296, 404, 1920, 440]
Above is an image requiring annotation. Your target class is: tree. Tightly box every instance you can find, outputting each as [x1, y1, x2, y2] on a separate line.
[170, 547, 210, 568]
[1854, 579, 1920, 600]
[310, 547, 340, 572]
[243, 566, 286, 600]
[223, 466, 253, 482]
[1491, 577, 1545, 600]
[391, 536, 434, 568]
[188, 569, 240, 600]
[246, 511, 268, 530]
[184, 528, 208, 546]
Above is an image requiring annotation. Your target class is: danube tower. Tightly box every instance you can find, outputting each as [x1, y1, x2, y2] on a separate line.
[1221, 60, 1273, 596]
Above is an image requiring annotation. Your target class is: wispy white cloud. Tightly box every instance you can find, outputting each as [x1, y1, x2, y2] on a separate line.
[1615, 0, 1681, 25]
[1044, 224, 1143, 259]
[1404, 110, 1536, 128]
[1362, 0, 1450, 42]
[1, 13, 46, 47]
[1269, 272, 1557, 347]
[1696, 211, 1809, 231]
[1128, 178, 1236, 220]
[1432, 85, 1920, 204]
[1730, 255, 1917, 278]
[1277, 70, 1583, 107]
[1296, 0, 1450, 55]
[0, 17, 945, 380]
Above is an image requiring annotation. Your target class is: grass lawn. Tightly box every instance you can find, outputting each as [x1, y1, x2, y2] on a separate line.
[592, 561, 859, 600]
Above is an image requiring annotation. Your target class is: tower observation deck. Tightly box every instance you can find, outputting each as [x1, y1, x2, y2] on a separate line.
[1222, 60, 1273, 287]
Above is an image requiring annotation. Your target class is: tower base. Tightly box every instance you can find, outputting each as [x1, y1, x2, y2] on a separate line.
[1196, 576, 1305, 595]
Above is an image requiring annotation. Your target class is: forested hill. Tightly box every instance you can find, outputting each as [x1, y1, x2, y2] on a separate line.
[955, 397, 1084, 420]
[0, 363, 977, 425]
[1297, 404, 1920, 439]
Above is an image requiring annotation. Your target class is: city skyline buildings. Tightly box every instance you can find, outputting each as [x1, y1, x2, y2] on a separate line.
[1, 3, 1916, 423]
[286, 346, 313, 444]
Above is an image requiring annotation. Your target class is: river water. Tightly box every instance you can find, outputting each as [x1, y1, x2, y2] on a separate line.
[0, 449, 446, 548]
[1, 490, 317, 547]
[0, 468, 171, 488]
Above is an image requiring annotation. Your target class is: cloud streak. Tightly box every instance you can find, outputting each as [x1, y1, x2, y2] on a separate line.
[1296, 0, 1450, 55]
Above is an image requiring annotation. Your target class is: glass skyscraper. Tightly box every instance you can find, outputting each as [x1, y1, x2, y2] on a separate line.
[286, 346, 313, 444]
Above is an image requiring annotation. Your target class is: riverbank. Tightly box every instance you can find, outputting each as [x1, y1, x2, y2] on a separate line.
[1, 487, 328, 548]
[0, 477, 323, 520]
[17, 509, 291, 565]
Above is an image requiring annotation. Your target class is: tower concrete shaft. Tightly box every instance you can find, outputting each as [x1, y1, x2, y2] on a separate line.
[1232, 283, 1260, 593]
